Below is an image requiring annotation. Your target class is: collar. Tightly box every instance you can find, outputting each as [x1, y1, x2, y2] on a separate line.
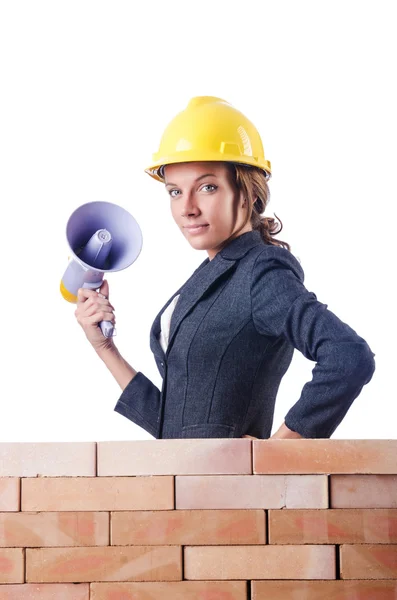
[219, 229, 263, 260]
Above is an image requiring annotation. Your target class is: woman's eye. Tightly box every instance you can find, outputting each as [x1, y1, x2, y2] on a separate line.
[202, 184, 217, 192]
[168, 184, 217, 197]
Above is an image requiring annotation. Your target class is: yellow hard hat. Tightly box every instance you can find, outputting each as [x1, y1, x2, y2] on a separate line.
[144, 96, 271, 183]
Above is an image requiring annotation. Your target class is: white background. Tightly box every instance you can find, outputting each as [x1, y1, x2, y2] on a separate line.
[0, 1, 395, 441]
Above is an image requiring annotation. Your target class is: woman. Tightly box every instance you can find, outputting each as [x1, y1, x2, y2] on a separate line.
[75, 96, 376, 440]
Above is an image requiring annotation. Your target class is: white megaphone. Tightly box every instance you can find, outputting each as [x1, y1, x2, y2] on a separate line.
[60, 201, 143, 338]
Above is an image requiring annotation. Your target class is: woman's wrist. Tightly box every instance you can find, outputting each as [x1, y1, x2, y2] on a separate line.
[95, 342, 138, 391]
[270, 422, 304, 439]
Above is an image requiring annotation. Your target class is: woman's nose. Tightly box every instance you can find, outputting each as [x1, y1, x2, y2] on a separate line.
[181, 192, 199, 216]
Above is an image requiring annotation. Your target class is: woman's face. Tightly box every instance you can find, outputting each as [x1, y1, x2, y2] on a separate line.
[163, 161, 252, 260]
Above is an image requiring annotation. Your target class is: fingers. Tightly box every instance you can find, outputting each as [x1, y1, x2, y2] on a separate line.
[81, 301, 115, 319]
[75, 304, 116, 327]
[77, 287, 113, 308]
[77, 287, 98, 303]
[75, 286, 115, 328]
[99, 279, 109, 299]
[85, 310, 116, 326]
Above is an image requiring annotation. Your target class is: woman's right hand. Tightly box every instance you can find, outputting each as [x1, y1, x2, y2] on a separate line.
[75, 279, 116, 352]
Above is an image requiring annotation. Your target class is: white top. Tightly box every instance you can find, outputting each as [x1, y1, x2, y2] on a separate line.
[158, 294, 180, 353]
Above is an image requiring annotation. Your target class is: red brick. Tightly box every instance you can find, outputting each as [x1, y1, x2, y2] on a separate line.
[0, 548, 24, 584]
[176, 475, 328, 509]
[111, 509, 265, 545]
[0, 443, 95, 476]
[184, 545, 335, 579]
[91, 581, 247, 599]
[254, 440, 397, 474]
[0, 479, 19, 511]
[0, 583, 89, 599]
[252, 580, 397, 599]
[97, 440, 251, 475]
[340, 544, 397, 579]
[0, 512, 109, 547]
[26, 546, 182, 583]
[331, 475, 397, 508]
[269, 508, 397, 544]
[21, 477, 173, 511]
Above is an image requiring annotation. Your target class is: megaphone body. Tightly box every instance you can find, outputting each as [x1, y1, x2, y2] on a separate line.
[60, 201, 143, 337]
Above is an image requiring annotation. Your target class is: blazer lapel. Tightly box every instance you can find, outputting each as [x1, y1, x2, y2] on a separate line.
[149, 230, 263, 360]
[165, 254, 237, 355]
[149, 256, 210, 360]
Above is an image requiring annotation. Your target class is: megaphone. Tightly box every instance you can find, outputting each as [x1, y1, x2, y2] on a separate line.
[60, 201, 143, 338]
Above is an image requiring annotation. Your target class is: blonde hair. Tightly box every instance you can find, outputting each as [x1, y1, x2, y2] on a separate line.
[220, 162, 291, 252]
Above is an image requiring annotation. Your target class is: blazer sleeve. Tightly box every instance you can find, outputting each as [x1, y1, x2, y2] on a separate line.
[250, 246, 376, 438]
[113, 372, 161, 438]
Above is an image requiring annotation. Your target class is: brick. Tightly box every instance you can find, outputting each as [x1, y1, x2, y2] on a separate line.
[176, 475, 328, 509]
[331, 475, 397, 508]
[0, 479, 19, 511]
[21, 477, 173, 511]
[252, 580, 397, 599]
[0, 548, 24, 584]
[111, 509, 265, 545]
[26, 546, 182, 583]
[184, 545, 335, 579]
[253, 439, 397, 474]
[0, 583, 89, 599]
[91, 581, 247, 599]
[97, 440, 251, 475]
[0, 443, 95, 477]
[340, 544, 397, 579]
[0, 512, 109, 547]
[269, 508, 397, 544]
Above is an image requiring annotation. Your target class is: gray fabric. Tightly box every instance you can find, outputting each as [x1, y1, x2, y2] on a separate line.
[114, 230, 376, 439]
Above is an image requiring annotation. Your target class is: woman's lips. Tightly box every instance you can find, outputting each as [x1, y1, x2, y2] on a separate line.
[184, 224, 209, 235]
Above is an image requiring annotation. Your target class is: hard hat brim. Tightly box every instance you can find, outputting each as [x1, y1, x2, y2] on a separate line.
[145, 153, 272, 183]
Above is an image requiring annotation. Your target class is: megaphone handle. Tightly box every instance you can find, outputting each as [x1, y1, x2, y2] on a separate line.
[82, 282, 115, 339]
[99, 320, 115, 338]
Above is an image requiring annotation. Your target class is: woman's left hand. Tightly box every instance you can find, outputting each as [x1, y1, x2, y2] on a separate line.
[242, 435, 259, 439]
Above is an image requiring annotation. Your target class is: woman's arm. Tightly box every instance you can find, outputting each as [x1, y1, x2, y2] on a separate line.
[96, 342, 162, 438]
[270, 421, 304, 439]
[250, 246, 376, 439]
[96, 342, 138, 390]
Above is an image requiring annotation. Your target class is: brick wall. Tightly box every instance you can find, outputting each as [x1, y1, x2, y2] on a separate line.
[0, 439, 396, 599]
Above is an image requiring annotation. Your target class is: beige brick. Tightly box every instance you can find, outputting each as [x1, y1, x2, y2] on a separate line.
[26, 546, 182, 583]
[0, 479, 19, 511]
[111, 509, 265, 545]
[252, 580, 397, 599]
[340, 544, 397, 579]
[331, 475, 397, 508]
[176, 475, 328, 509]
[184, 545, 335, 579]
[0, 443, 95, 477]
[21, 477, 173, 511]
[91, 581, 247, 599]
[254, 439, 397, 474]
[0, 548, 24, 584]
[97, 440, 251, 475]
[0, 583, 89, 599]
[269, 508, 397, 544]
[0, 512, 109, 547]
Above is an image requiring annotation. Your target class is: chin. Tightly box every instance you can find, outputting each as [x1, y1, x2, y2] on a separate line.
[187, 239, 209, 251]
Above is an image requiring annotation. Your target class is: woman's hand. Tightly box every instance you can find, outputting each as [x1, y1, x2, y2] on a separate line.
[242, 435, 259, 439]
[74, 279, 116, 353]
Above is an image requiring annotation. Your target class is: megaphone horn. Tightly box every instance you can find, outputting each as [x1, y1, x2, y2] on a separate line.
[60, 201, 143, 338]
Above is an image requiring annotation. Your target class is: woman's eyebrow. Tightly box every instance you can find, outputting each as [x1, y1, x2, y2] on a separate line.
[165, 173, 217, 188]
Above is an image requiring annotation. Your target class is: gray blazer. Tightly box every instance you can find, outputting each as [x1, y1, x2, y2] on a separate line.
[114, 230, 375, 439]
